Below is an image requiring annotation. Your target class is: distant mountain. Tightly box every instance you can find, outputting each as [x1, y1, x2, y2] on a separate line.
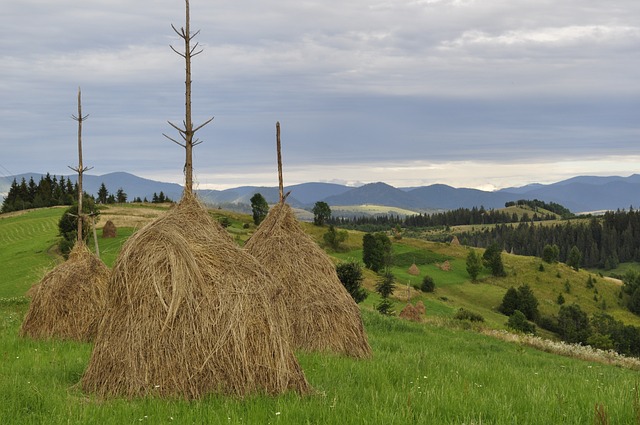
[502, 180, 640, 213]
[3, 172, 640, 214]
[197, 182, 351, 208]
[323, 182, 424, 209]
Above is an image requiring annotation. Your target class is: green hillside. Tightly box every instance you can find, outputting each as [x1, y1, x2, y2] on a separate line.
[0, 208, 65, 297]
[2, 205, 640, 423]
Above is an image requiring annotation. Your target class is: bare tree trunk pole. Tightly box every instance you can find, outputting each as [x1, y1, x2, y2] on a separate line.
[91, 214, 100, 258]
[70, 88, 91, 244]
[276, 121, 284, 202]
[164, 0, 213, 195]
[76, 89, 84, 241]
[183, 0, 194, 193]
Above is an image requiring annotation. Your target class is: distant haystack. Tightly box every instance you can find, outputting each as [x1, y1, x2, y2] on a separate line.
[407, 263, 420, 276]
[81, 193, 310, 399]
[399, 303, 422, 322]
[415, 300, 426, 315]
[20, 242, 109, 342]
[450, 236, 460, 246]
[437, 260, 451, 271]
[102, 220, 117, 238]
[245, 202, 371, 358]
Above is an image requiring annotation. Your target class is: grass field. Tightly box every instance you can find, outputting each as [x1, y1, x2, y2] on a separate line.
[2, 302, 640, 424]
[0, 208, 65, 297]
[3, 205, 640, 423]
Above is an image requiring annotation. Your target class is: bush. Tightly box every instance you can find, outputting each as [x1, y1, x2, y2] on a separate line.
[507, 310, 536, 334]
[558, 304, 591, 344]
[537, 315, 559, 333]
[454, 308, 484, 322]
[421, 275, 435, 292]
[498, 284, 539, 321]
[336, 261, 368, 303]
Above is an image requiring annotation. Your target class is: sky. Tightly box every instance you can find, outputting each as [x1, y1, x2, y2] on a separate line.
[1, 0, 639, 191]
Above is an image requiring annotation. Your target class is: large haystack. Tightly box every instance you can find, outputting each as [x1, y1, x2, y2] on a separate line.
[20, 242, 109, 342]
[81, 193, 309, 399]
[244, 202, 371, 358]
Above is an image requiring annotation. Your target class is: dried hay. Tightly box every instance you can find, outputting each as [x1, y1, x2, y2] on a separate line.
[407, 263, 420, 276]
[437, 260, 451, 271]
[81, 192, 309, 399]
[244, 202, 371, 358]
[19, 242, 109, 342]
[399, 303, 422, 322]
[414, 300, 426, 315]
[102, 220, 117, 238]
[450, 235, 460, 246]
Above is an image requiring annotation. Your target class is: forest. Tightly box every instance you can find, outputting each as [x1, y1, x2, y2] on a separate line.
[459, 210, 640, 270]
[1, 174, 77, 213]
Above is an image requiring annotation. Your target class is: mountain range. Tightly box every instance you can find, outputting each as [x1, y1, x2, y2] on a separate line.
[2, 171, 640, 214]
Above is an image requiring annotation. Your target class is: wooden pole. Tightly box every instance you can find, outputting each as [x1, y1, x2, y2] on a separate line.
[276, 122, 284, 202]
[69, 88, 91, 244]
[164, 0, 213, 195]
[91, 214, 100, 258]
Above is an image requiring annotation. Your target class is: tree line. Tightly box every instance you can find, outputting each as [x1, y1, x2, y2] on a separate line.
[1, 174, 175, 214]
[458, 209, 640, 270]
[2, 174, 78, 213]
[328, 204, 559, 232]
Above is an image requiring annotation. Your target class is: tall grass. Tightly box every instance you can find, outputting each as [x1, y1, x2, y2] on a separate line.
[2, 305, 639, 424]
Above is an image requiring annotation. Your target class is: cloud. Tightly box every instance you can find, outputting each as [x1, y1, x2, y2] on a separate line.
[1, 0, 638, 191]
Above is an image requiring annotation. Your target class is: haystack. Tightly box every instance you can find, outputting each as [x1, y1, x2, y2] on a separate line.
[399, 303, 422, 322]
[102, 220, 117, 238]
[450, 235, 460, 246]
[244, 202, 371, 358]
[81, 192, 309, 399]
[20, 242, 109, 342]
[407, 263, 420, 276]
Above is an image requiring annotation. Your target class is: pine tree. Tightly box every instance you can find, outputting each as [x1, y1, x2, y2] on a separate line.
[97, 183, 109, 204]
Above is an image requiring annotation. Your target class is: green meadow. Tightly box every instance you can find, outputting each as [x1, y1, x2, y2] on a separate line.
[2, 206, 640, 424]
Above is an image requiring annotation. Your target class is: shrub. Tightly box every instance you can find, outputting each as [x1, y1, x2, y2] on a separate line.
[507, 310, 536, 334]
[537, 315, 559, 333]
[498, 284, 539, 321]
[336, 261, 368, 304]
[421, 275, 435, 292]
[454, 308, 484, 322]
[558, 304, 591, 344]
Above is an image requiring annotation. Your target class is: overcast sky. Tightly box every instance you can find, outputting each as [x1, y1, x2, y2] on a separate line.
[1, 0, 639, 191]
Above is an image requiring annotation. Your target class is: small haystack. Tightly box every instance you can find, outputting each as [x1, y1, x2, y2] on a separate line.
[245, 201, 371, 358]
[399, 303, 422, 322]
[414, 300, 426, 315]
[102, 220, 117, 238]
[407, 263, 420, 276]
[20, 242, 109, 341]
[437, 260, 452, 271]
[81, 193, 310, 399]
[450, 235, 460, 246]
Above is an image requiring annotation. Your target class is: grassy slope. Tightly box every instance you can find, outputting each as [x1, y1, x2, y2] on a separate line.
[0, 208, 65, 297]
[2, 206, 640, 423]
